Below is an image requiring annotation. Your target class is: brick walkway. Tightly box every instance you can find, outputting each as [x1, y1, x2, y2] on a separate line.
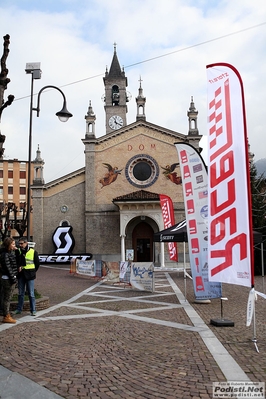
[0, 265, 265, 399]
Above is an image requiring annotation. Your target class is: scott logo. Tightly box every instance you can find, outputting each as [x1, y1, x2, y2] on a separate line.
[53, 226, 75, 254]
[39, 225, 92, 263]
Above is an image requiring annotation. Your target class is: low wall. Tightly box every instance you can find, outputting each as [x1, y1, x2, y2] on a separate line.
[10, 296, 50, 311]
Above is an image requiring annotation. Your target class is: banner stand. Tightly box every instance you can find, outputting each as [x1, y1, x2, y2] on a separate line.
[194, 299, 211, 304]
[113, 280, 132, 288]
[210, 297, 234, 327]
[114, 261, 132, 288]
[69, 259, 104, 281]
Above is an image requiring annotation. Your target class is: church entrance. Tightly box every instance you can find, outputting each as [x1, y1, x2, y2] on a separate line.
[132, 222, 154, 262]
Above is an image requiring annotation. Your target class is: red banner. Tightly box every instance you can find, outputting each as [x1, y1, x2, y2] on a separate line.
[159, 194, 178, 262]
[207, 63, 254, 287]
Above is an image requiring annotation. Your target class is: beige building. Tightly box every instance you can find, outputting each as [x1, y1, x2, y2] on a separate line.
[31, 49, 202, 264]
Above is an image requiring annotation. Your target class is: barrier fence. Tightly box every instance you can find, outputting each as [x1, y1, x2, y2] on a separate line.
[69, 260, 155, 292]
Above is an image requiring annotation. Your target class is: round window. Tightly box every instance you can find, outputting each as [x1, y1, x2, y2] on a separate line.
[133, 162, 152, 181]
[125, 155, 159, 188]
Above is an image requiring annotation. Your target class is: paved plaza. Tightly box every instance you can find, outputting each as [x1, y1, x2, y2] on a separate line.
[0, 265, 265, 399]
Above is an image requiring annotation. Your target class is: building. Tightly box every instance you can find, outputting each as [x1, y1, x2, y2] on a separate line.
[31, 48, 202, 265]
[0, 157, 36, 238]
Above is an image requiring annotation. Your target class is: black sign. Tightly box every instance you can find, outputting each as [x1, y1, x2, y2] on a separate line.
[39, 225, 92, 263]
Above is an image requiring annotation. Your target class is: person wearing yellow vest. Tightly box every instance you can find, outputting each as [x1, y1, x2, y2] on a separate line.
[14, 237, 40, 316]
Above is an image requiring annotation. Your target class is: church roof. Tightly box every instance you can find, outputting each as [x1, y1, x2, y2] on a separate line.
[113, 190, 160, 202]
[45, 167, 85, 188]
[94, 119, 188, 145]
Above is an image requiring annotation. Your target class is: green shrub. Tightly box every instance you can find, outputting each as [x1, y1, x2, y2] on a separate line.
[11, 289, 41, 302]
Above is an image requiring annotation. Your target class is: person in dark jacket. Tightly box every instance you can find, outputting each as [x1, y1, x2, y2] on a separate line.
[0, 246, 4, 315]
[15, 237, 40, 316]
[1, 237, 18, 323]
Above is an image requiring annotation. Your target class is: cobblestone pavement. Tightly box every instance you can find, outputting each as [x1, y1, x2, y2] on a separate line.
[0, 265, 265, 399]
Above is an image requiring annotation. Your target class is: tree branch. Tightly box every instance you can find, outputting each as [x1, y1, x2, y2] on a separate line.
[0, 34, 14, 158]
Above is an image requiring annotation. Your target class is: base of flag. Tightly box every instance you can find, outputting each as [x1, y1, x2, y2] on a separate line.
[209, 297, 234, 326]
[210, 318, 234, 327]
[194, 299, 211, 304]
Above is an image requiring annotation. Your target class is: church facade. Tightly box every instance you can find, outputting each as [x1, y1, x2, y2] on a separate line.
[31, 48, 202, 265]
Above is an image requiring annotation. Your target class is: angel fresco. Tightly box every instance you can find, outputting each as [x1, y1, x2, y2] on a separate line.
[161, 163, 182, 185]
[99, 163, 123, 188]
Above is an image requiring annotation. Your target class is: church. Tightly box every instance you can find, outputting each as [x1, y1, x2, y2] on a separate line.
[31, 47, 202, 265]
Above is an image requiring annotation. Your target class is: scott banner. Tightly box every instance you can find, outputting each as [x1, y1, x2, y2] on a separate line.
[206, 63, 254, 287]
[175, 143, 221, 299]
[159, 194, 178, 262]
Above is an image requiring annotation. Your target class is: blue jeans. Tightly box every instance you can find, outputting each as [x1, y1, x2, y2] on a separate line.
[17, 275, 36, 313]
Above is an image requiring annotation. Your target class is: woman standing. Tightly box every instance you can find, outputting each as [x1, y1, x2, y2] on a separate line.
[1, 237, 18, 323]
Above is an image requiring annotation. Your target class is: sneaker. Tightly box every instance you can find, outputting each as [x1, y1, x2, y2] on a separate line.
[31, 311, 37, 316]
[14, 310, 22, 314]
[2, 314, 17, 323]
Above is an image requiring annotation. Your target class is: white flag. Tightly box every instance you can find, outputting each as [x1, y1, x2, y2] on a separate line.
[207, 63, 253, 287]
[246, 288, 255, 327]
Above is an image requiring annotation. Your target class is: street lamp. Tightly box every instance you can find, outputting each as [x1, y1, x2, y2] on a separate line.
[26, 63, 73, 241]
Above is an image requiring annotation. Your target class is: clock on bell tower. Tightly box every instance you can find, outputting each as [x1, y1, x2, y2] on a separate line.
[103, 44, 129, 134]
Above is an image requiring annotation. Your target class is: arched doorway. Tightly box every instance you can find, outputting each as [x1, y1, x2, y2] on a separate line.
[132, 222, 154, 262]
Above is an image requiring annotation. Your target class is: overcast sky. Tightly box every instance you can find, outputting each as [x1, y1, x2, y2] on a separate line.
[0, 0, 266, 182]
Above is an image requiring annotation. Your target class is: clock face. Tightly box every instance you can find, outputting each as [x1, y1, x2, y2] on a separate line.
[109, 115, 123, 130]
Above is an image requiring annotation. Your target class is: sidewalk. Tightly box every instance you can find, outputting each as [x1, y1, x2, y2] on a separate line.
[0, 365, 64, 399]
[0, 265, 265, 398]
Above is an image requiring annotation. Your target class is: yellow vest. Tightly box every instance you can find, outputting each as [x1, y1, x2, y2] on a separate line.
[22, 248, 35, 270]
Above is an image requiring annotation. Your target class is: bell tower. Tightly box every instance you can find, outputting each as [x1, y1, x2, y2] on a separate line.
[32, 145, 45, 185]
[136, 77, 146, 121]
[187, 96, 199, 136]
[103, 44, 129, 134]
[85, 100, 96, 138]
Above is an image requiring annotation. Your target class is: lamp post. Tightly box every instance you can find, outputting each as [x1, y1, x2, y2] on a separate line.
[26, 63, 73, 241]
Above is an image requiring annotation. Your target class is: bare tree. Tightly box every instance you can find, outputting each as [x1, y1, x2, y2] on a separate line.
[0, 34, 14, 158]
[11, 202, 28, 237]
[0, 201, 28, 241]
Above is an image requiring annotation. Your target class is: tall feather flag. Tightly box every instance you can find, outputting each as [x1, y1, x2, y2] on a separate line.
[175, 143, 221, 300]
[206, 63, 254, 323]
[159, 194, 178, 262]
